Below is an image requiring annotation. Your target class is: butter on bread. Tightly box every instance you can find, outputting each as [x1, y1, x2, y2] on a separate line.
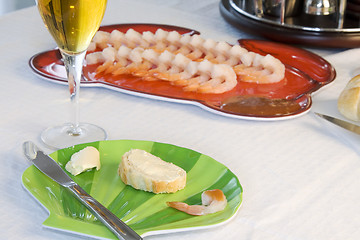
[338, 74, 360, 121]
[118, 149, 186, 194]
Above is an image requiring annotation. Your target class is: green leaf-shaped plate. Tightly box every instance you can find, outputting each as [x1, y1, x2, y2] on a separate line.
[22, 140, 243, 239]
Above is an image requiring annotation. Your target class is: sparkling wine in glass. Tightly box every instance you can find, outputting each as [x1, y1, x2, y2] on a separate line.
[36, 0, 107, 149]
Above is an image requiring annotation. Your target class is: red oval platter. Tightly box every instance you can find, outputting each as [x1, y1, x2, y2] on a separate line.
[29, 23, 336, 120]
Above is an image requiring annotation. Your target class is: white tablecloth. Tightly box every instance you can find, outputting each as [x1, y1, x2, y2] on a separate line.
[1, 0, 360, 239]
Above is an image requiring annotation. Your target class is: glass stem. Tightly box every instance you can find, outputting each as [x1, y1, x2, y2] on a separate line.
[60, 50, 86, 136]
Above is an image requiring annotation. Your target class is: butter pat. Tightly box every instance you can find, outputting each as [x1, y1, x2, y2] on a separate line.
[65, 146, 100, 176]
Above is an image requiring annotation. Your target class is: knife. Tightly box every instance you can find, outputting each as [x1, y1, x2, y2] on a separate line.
[23, 141, 143, 240]
[314, 112, 360, 135]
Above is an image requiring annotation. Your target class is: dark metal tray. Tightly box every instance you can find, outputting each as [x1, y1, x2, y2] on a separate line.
[220, 0, 360, 48]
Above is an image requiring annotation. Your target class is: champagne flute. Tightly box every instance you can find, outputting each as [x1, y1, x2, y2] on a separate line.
[36, 0, 107, 149]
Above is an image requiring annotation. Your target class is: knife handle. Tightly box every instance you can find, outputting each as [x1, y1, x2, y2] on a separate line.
[68, 184, 142, 240]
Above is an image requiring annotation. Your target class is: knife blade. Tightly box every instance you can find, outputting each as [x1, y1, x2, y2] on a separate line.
[23, 141, 142, 240]
[314, 112, 360, 135]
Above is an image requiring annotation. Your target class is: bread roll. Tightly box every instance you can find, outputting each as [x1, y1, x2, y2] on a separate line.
[118, 149, 186, 194]
[338, 74, 360, 121]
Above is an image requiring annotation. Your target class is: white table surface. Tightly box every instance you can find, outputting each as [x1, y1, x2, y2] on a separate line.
[1, 0, 360, 239]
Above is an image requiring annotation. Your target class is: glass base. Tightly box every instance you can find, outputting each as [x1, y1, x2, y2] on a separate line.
[41, 123, 107, 149]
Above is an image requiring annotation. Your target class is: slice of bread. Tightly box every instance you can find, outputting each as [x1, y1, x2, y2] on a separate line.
[118, 149, 186, 194]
